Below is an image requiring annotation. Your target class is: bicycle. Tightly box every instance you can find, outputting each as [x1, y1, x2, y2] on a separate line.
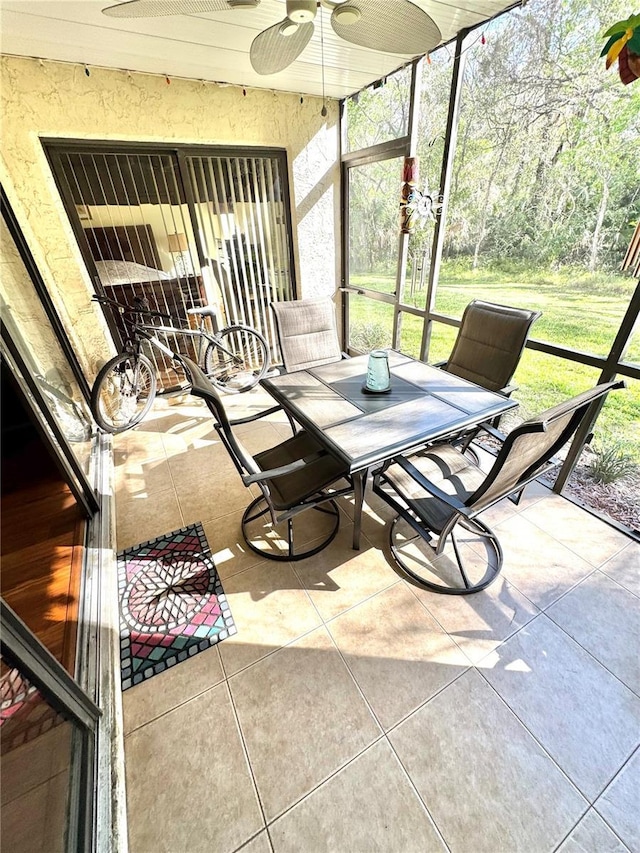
[90, 294, 270, 433]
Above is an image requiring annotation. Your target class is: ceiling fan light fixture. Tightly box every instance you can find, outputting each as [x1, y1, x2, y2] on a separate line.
[279, 19, 299, 36]
[333, 5, 361, 25]
[286, 0, 316, 23]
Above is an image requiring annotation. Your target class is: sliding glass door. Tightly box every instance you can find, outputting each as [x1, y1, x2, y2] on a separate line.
[46, 142, 296, 389]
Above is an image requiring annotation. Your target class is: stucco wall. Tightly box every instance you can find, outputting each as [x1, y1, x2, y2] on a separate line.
[0, 55, 340, 378]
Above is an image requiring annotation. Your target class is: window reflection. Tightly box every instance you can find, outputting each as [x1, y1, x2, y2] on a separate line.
[0, 218, 93, 471]
[1, 656, 72, 853]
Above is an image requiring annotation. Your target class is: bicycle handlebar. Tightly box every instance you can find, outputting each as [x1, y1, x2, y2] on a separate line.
[92, 294, 174, 322]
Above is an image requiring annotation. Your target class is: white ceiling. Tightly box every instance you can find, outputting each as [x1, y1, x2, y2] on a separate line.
[0, 0, 517, 99]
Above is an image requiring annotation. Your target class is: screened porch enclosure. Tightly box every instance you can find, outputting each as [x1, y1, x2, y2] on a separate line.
[48, 144, 296, 391]
[341, 0, 640, 535]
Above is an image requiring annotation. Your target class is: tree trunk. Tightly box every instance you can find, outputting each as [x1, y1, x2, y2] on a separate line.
[589, 179, 609, 272]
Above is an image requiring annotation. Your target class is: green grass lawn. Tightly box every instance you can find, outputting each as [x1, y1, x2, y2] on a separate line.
[349, 264, 640, 461]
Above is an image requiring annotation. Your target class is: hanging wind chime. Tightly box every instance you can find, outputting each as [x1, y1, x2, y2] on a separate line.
[400, 156, 443, 234]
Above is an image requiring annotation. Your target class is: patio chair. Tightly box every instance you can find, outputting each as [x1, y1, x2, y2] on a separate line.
[434, 299, 542, 456]
[271, 297, 344, 373]
[441, 299, 541, 393]
[372, 380, 623, 595]
[177, 355, 353, 561]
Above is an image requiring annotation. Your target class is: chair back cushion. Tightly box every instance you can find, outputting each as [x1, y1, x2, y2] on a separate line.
[446, 300, 541, 392]
[271, 298, 342, 373]
[470, 381, 622, 510]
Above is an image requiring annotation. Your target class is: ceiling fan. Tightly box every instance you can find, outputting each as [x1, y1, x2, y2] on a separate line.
[102, 0, 442, 75]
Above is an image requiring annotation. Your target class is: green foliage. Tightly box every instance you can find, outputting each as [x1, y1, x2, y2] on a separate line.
[589, 436, 638, 484]
[348, 261, 640, 456]
[347, 0, 640, 276]
[349, 321, 390, 352]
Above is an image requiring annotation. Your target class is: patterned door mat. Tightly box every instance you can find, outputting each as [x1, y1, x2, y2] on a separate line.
[117, 522, 236, 691]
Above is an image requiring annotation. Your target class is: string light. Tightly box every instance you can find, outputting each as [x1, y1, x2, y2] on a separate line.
[84, 65, 90, 76]
[165, 75, 171, 85]
[242, 87, 247, 96]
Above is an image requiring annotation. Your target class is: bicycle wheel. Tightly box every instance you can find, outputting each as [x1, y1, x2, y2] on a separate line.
[203, 325, 270, 393]
[91, 353, 157, 433]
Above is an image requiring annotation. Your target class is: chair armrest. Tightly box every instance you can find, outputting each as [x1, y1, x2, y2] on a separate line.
[243, 449, 327, 484]
[395, 456, 471, 515]
[432, 360, 447, 369]
[500, 383, 518, 397]
[228, 405, 284, 427]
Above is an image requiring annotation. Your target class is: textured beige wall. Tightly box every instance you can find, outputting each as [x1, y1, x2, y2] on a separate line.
[0, 55, 340, 378]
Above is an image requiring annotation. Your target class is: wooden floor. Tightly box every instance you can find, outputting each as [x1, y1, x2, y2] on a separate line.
[1, 432, 85, 675]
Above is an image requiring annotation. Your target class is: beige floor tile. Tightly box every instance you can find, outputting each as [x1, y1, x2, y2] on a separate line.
[238, 831, 273, 853]
[125, 681, 263, 853]
[595, 749, 640, 852]
[600, 543, 640, 597]
[159, 409, 219, 457]
[546, 570, 640, 695]
[115, 488, 184, 550]
[328, 584, 468, 730]
[519, 494, 630, 568]
[483, 615, 640, 800]
[167, 438, 235, 488]
[389, 669, 587, 853]
[293, 524, 400, 622]
[113, 424, 168, 465]
[114, 455, 175, 502]
[203, 511, 271, 580]
[229, 626, 381, 821]
[123, 645, 225, 733]
[411, 576, 539, 665]
[490, 513, 597, 609]
[172, 458, 253, 526]
[556, 809, 630, 852]
[269, 739, 446, 852]
[218, 562, 322, 677]
[233, 420, 286, 455]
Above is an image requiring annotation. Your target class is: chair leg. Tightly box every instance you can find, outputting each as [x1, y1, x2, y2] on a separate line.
[388, 511, 503, 595]
[241, 495, 341, 562]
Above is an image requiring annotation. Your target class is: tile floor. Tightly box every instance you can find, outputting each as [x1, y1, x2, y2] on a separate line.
[114, 389, 640, 853]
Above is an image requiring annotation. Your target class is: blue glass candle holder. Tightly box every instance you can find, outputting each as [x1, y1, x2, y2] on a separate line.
[366, 350, 391, 392]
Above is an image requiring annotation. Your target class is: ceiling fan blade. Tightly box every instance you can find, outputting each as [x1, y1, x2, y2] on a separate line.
[331, 0, 441, 55]
[250, 19, 314, 75]
[102, 0, 258, 18]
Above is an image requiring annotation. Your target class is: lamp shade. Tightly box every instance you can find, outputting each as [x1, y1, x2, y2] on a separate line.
[168, 232, 189, 252]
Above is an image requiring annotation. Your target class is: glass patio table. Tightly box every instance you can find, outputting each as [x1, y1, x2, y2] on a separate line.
[261, 350, 518, 550]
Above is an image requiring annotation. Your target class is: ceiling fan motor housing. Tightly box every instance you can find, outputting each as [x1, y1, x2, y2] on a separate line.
[286, 0, 317, 23]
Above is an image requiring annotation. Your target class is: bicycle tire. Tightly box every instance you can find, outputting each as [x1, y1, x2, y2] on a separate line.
[91, 353, 157, 433]
[203, 325, 270, 393]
